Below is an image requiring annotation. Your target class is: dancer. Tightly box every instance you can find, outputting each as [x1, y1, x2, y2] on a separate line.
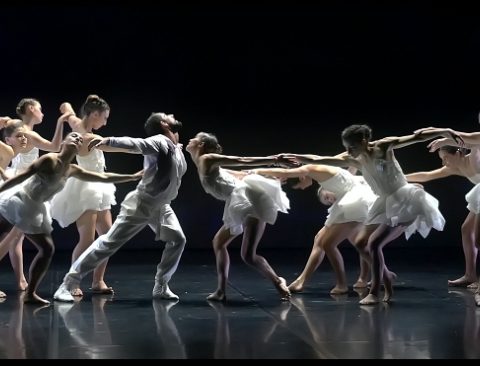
[186, 132, 290, 302]
[54, 112, 187, 303]
[0, 98, 68, 292]
[251, 164, 378, 294]
[405, 145, 480, 288]
[50, 95, 117, 296]
[283, 124, 454, 304]
[0, 132, 142, 304]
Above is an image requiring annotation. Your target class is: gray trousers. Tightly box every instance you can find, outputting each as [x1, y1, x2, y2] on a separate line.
[63, 190, 186, 288]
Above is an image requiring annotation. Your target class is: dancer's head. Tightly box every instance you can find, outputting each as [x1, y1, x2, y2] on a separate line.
[2, 119, 28, 150]
[186, 132, 222, 156]
[317, 186, 336, 206]
[438, 145, 467, 167]
[341, 124, 372, 158]
[144, 112, 183, 137]
[16, 98, 43, 125]
[60, 132, 84, 154]
[81, 94, 110, 130]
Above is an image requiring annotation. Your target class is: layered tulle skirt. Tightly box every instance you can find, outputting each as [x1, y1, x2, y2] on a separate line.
[223, 174, 290, 235]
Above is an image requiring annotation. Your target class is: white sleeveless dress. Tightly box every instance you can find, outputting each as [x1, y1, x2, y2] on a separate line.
[320, 169, 377, 227]
[0, 172, 66, 234]
[50, 149, 116, 227]
[361, 156, 445, 239]
[200, 168, 290, 235]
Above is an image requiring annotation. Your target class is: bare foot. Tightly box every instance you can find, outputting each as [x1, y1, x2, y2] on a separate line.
[467, 282, 479, 289]
[288, 278, 304, 293]
[17, 279, 28, 291]
[91, 281, 114, 294]
[70, 288, 83, 297]
[383, 272, 393, 302]
[24, 292, 50, 305]
[0, 290, 6, 298]
[475, 291, 480, 307]
[207, 289, 226, 302]
[275, 277, 291, 301]
[330, 285, 348, 295]
[448, 275, 477, 287]
[359, 293, 380, 305]
[353, 279, 368, 288]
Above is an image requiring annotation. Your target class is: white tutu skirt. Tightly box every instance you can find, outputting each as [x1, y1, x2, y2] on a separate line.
[50, 178, 116, 228]
[466, 183, 480, 214]
[223, 174, 290, 235]
[325, 182, 376, 226]
[0, 189, 53, 234]
[366, 183, 445, 240]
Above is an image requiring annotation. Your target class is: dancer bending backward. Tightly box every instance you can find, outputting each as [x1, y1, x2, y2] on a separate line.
[50, 95, 117, 296]
[186, 132, 291, 302]
[284, 124, 452, 304]
[0, 118, 31, 298]
[0, 99, 68, 292]
[405, 145, 480, 288]
[252, 164, 379, 294]
[0, 132, 141, 304]
[53, 113, 187, 303]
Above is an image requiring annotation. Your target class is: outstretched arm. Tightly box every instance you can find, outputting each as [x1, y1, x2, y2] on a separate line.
[280, 153, 359, 169]
[405, 166, 455, 183]
[0, 159, 40, 194]
[203, 153, 279, 171]
[68, 165, 143, 183]
[88, 136, 165, 155]
[376, 128, 462, 151]
[253, 165, 311, 179]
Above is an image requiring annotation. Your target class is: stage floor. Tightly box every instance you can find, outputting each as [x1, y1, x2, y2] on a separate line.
[0, 246, 479, 359]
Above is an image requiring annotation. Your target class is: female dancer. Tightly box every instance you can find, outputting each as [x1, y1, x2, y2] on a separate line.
[252, 164, 378, 294]
[50, 95, 117, 296]
[0, 132, 141, 304]
[186, 132, 290, 301]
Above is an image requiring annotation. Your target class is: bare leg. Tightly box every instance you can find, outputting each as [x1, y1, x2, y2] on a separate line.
[24, 233, 55, 305]
[288, 228, 327, 293]
[92, 210, 114, 293]
[73, 210, 113, 296]
[207, 226, 238, 302]
[352, 225, 377, 288]
[449, 212, 478, 287]
[0, 227, 28, 290]
[240, 217, 290, 300]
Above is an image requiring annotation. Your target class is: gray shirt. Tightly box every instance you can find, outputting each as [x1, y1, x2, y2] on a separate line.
[107, 134, 187, 202]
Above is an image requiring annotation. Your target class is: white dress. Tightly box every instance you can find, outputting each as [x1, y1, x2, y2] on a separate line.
[0, 172, 66, 234]
[200, 168, 290, 235]
[50, 149, 116, 227]
[465, 173, 480, 214]
[9, 147, 39, 175]
[320, 169, 377, 227]
[361, 156, 445, 239]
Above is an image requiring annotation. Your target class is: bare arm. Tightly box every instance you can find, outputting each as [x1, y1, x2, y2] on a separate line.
[68, 165, 143, 183]
[376, 129, 461, 151]
[253, 166, 311, 179]
[282, 153, 360, 169]
[0, 160, 40, 194]
[405, 166, 455, 182]
[203, 153, 278, 171]
[24, 112, 71, 152]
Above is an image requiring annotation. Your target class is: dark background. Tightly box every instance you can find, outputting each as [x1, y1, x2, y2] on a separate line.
[0, 2, 478, 251]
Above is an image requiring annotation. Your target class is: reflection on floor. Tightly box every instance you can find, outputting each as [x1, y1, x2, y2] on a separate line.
[0, 247, 479, 358]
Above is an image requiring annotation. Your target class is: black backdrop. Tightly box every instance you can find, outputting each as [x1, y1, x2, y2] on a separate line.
[0, 3, 477, 250]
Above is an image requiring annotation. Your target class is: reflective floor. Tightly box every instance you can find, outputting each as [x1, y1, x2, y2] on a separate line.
[0, 247, 479, 358]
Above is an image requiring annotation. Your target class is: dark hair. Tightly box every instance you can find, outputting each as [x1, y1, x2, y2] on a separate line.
[16, 98, 39, 117]
[144, 113, 164, 136]
[197, 132, 223, 153]
[439, 145, 468, 156]
[81, 94, 110, 117]
[341, 124, 372, 144]
[2, 119, 24, 141]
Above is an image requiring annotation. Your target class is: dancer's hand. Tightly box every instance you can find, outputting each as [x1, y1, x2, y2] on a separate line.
[0, 116, 11, 129]
[427, 138, 450, 152]
[132, 170, 144, 180]
[88, 137, 108, 151]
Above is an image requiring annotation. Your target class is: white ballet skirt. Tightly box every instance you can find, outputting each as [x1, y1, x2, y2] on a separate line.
[361, 156, 445, 240]
[465, 173, 480, 214]
[0, 172, 66, 234]
[50, 149, 116, 227]
[200, 168, 290, 235]
[320, 169, 377, 227]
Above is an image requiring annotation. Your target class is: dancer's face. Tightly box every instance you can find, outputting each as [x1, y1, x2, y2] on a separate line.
[63, 132, 84, 150]
[29, 102, 44, 124]
[185, 135, 201, 155]
[5, 129, 28, 150]
[319, 189, 336, 206]
[342, 139, 365, 158]
[91, 110, 110, 130]
[438, 150, 458, 167]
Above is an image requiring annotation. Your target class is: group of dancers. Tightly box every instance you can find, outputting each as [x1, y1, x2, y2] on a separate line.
[0, 94, 478, 307]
